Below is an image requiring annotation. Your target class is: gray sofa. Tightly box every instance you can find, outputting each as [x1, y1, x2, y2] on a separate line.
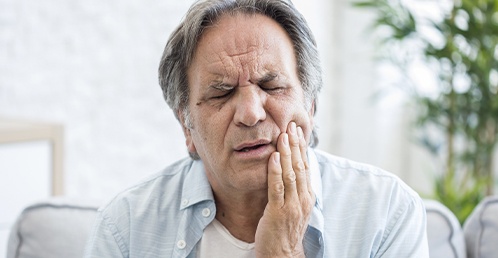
[6, 196, 498, 258]
[464, 196, 498, 258]
[6, 198, 99, 258]
[425, 199, 466, 257]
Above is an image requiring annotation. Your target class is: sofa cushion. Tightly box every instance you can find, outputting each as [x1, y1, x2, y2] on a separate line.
[464, 195, 498, 258]
[424, 199, 466, 258]
[6, 198, 99, 258]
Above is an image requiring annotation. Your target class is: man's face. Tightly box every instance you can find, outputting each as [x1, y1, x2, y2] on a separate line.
[184, 13, 314, 193]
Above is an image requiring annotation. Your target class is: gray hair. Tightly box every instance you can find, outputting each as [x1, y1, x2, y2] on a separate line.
[158, 0, 322, 157]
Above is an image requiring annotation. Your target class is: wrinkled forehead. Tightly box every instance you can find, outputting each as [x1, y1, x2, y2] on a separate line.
[202, 15, 280, 55]
[189, 13, 298, 82]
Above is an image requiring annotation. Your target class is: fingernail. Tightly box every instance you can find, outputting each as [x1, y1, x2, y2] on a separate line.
[283, 133, 289, 146]
[289, 122, 296, 134]
[274, 152, 280, 163]
[298, 126, 303, 139]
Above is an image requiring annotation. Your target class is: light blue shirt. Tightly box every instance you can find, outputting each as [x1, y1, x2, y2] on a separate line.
[84, 149, 429, 257]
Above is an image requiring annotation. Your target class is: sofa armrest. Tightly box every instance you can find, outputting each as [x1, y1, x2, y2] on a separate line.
[6, 197, 100, 258]
[464, 195, 498, 258]
[424, 199, 466, 258]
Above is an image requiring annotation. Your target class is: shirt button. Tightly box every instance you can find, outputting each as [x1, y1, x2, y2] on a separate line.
[202, 208, 211, 217]
[177, 240, 186, 249]
[182, 199, 189, 206]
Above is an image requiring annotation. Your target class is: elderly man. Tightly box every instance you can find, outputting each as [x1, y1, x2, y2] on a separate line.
[85, 0, 429, 257]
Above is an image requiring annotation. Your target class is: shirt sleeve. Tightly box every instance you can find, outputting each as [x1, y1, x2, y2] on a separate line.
[375, 195, 429, 257]
[83, 211, 128, 258]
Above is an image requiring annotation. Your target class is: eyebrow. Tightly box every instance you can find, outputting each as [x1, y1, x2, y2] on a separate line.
[209, 81, 234, 91]
[253, 72, 278, 85]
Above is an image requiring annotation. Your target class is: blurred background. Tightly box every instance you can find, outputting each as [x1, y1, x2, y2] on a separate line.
[1, 0, 497, 250]
[1, 0, 428, 198]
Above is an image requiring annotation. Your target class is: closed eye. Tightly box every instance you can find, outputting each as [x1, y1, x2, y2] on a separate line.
[210, 83, 234, 99]
[255, 73, 285, 94]
[212, 90, 233, 99]
[260, 85, 285, 94]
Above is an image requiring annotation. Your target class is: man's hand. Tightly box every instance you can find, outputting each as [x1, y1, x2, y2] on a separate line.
[255, 122, 315, 257]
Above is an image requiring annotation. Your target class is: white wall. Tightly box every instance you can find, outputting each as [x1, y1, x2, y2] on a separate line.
[0, 0, 196, 199]
[0, 0, 434, 201]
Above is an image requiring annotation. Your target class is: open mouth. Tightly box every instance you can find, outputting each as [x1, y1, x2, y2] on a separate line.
[237, 144, 266, 152]
[234, 139, 272, 153]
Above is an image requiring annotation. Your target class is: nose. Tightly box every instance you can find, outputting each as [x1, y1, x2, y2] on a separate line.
[233, 86, 267, 127]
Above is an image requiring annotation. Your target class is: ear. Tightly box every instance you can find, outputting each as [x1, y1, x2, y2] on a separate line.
[178, 110, 197, 155]
[308, 100, 315, 126]
[308, 100, 316, 146]
[309, 100, 316, 117]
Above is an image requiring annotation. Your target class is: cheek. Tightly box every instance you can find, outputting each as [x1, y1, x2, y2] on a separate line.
[267, 99, 313, 134]
[296, 113, 313, 143]
[190, 108, 230, 151]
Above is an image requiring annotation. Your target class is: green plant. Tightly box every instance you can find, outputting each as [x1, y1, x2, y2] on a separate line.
[354, 0, 498, 224]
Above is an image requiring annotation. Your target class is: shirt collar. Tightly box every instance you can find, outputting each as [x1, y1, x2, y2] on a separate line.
[308, 148, 323, 210]
[308, 148, 325, 234]
[178, 152, 325, 256]
[180, 159, 215, 210]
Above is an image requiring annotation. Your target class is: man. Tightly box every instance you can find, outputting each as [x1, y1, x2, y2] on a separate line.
[85, 0, 429, 257]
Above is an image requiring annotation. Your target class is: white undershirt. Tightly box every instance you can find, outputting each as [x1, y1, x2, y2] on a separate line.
[196, 219, 255, 258]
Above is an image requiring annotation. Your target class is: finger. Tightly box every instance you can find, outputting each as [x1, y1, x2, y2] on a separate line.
[277, 132, 297, 199]
[267, 152, 285, 207]
[287, 122, 307, 196]
[297, 126, 308, 169]
[298, 126, 312, 195]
